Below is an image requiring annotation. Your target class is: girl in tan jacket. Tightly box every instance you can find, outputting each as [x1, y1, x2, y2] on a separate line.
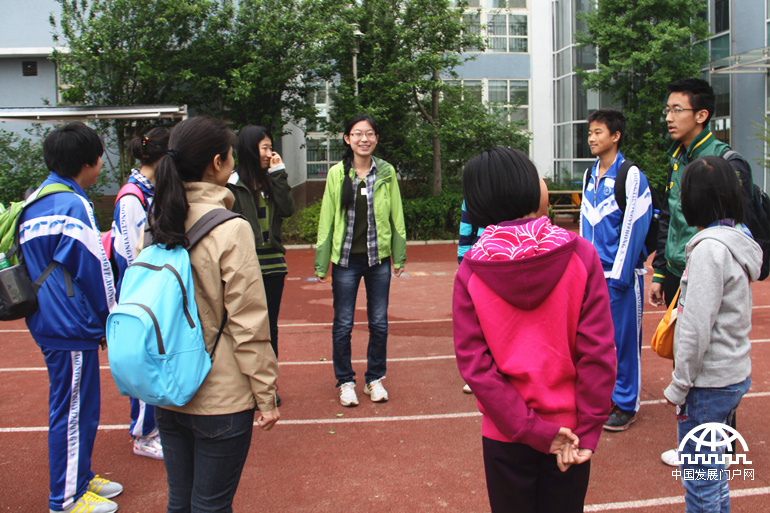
[152, 116, 279, 512]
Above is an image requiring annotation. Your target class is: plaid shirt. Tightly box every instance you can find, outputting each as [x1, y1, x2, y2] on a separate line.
[339, 160, 379, 267]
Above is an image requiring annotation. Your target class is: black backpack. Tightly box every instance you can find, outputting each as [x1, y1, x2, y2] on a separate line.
[722, 150, 770, 281]
[583, 159, 661, 258]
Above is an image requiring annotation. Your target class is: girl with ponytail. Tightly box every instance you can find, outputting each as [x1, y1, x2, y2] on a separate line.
[314, 114, 407, 408]
[151, 117, 280, 511]
[112, 127, 169, 460]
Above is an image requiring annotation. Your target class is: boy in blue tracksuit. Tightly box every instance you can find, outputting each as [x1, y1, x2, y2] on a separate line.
[579, 109, 653, 431]
[20, 123, 122, 513]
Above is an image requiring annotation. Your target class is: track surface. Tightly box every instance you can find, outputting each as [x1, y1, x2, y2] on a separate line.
[1, 221, 768, 512]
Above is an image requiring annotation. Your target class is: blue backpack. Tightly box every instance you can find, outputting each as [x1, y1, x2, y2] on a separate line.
[106, 209, 242, 407]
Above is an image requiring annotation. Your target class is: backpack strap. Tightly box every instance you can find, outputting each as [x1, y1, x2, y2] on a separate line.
[184, 208, 244, 358]
[613, 160, 636, 213]
[8, 184, 76, 297]
[114, 182, 148, 210]
[185, 209, 244, 250]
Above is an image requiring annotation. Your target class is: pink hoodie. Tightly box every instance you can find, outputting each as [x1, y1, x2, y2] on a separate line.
[453, 216, 616, 453]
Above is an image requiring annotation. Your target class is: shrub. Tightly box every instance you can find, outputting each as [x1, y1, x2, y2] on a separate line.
[283, 191, 464, 244]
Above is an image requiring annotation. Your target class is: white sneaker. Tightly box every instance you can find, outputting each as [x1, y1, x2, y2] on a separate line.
[52, 491, 118, 513]
[133, 430, 164, 460]
[661, 448, 679, 467]
[339, 382, 359, 407]
[364, 378, 389, 402]
[462, 384, 472, 394]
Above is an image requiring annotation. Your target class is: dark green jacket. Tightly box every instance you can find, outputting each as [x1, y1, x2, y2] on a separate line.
[227, 166, 295, 255]
[652, 129, 739, 281]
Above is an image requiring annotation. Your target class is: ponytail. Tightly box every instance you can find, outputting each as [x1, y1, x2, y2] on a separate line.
[340, 148, 355, 211]
[128, 127, 170, 166]
[150, 117, 235, 249]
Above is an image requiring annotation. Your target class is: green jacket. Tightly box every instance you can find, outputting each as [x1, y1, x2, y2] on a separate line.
[314, 157, 407, 278]
[652, 129, 731, 282]
[227, 166, 295, 255]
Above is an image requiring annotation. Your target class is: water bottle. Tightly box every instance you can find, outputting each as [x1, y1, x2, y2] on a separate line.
[0, 252, 9, 270]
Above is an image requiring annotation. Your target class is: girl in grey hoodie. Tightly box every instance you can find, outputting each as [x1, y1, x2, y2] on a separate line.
[663, 156, 761, 513]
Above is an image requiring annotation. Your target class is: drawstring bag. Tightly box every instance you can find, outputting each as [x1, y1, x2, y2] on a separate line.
[650, 287, 680, 360]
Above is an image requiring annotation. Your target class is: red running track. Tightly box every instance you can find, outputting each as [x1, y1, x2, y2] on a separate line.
[1, 229, 769, 512]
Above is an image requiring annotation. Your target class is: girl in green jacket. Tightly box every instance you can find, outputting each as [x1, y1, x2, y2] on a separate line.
[315, 114, 407, 408]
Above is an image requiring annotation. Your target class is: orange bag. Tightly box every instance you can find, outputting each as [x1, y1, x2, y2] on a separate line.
[650, 287, 680, 360]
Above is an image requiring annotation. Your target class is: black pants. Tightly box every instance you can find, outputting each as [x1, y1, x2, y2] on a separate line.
[262, 273, 285, 359]
[663, 268, 681, 307]
[482, 437, 590, 513]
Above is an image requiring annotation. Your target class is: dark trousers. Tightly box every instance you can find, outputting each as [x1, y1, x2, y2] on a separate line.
[663, 268, 681, 307]
[482, 437, 590, 513]
[156, 408, 255, 513]
[262, 273, 285, 359]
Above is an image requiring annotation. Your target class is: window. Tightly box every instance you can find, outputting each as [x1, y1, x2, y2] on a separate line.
[486, 13, 527, 52]
[22, 61, 37, 77]
[306, 138, 345, 179]
[463, 13, 482, 52]
[714, 0, 729, 34]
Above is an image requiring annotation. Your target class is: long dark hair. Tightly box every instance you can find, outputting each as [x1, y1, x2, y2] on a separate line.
[152, 117, 236, 249]
[681, 156, 744, 227]
[340, 114, 377, 211]
[236, 125, 273, 202]
[127, 127, 170, 166]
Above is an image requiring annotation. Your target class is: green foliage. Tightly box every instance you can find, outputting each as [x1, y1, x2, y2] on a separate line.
[284, 191, 464, 244]
[50, 0, 228, 182]
[402, 191, 463, 240]
[223, 0, 345, 132]
[282, 201, 322, 244]
[0, 127, 49, 207]
[574, 0, 710, 190]
[321, 0, 510, 196]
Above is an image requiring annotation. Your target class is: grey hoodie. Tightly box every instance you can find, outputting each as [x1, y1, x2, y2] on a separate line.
[664, 225, 762, 405]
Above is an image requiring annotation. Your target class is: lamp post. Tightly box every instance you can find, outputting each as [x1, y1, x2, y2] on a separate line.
[351, 24, 364, 97]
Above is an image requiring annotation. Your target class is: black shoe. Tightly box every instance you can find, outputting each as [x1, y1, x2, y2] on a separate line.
[276, 394, 282, 408]
[603, 404, 636, 431]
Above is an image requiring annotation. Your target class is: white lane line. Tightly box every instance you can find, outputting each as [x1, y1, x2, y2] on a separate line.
[5, 339, 770, 372]
[584, 486, 770, 512]
[0, 412, 482, 433]
[6, 394, 770, 433]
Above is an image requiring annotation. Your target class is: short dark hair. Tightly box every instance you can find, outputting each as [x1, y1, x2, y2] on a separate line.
[667, 78, 716, 126]
[43, 122, 104, 178]
[462, 146, 541, 227]
[681, 156, 743, 227]
[587, 108, 625, 149]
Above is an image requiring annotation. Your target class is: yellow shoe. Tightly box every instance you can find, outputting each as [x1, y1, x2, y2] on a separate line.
[87, 475, 123, 499]
[51, 491, 118, 513]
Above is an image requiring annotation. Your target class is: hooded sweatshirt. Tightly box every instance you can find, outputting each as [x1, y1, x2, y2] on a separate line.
[663, 225, 761, 405]
[453, 216, 616, 454]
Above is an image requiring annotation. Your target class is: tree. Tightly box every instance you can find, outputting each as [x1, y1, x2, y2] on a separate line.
[222, 0, 345, 133]
[0, 127, 49, 206]
[323, 0, 490, 196]
[574, 0, 709, 191]
[50, 0, 228, 183]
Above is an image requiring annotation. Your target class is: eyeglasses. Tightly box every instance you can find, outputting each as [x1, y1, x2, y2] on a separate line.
[662, 107, 695, 116]
[350, 131, 376, 140]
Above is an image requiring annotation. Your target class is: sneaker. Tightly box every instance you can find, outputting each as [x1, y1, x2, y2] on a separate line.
[51, 491, 118, 513]
[133, 431, 164, 460]
[603, 404, 636, 431]
[339, 382, 359, 407]
[661, 448, 679, 467]
[462, 384, 473, 394]
[87, 475, 123, 499]
[364, 378, 389, 403]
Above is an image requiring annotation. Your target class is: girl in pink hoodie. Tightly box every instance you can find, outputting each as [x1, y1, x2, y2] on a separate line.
[453, 147, 616, 513]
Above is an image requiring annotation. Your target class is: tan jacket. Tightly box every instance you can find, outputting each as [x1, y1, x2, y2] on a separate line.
[165, 182, 278, 415]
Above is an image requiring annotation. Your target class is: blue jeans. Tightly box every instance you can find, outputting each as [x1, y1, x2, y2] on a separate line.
[331, 255, 391, 386]
[677, 377, 750, 513]
[155, 408, 255, 513]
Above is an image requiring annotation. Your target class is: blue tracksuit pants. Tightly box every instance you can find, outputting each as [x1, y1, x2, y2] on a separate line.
[607, 274, 643, 414]
[129, 398, 156, 438]
[41, 347, 100, 511]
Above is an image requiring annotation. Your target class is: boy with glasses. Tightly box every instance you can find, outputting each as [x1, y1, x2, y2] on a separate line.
[651, 78, 754, 466]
